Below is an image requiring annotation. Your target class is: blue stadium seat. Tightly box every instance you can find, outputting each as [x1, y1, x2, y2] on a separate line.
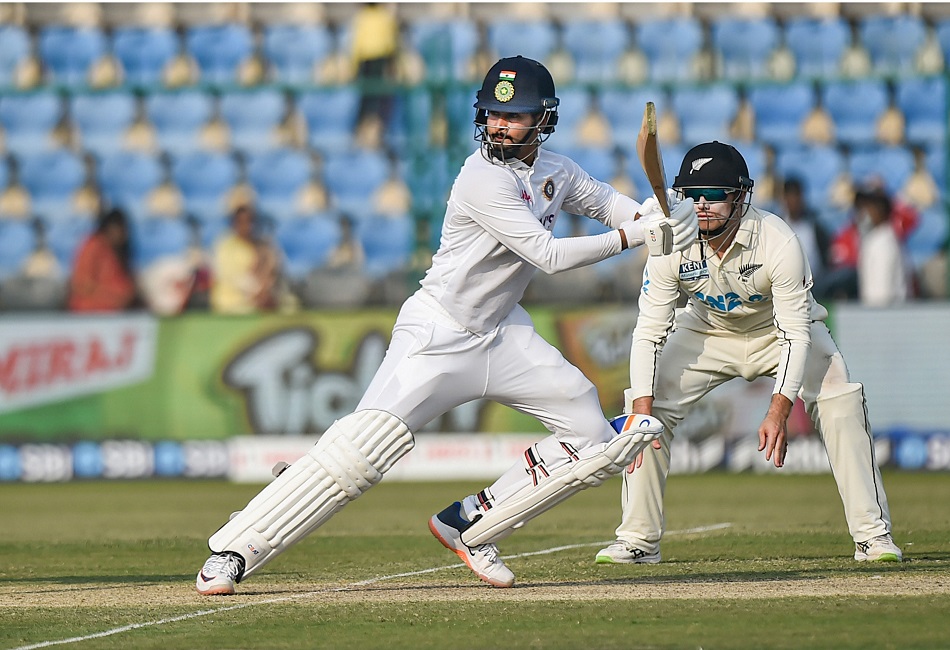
[45, 216, 94, 270]
[658, 142, 691, 189]
[70, 91, 138, 158]
[97, 151, 165, 221]
[171, 151, 239, 222]
[858, 14, 927, 76]
[553, 212, 582, 238]
[822, 79, 890, 148]
[219, 88, 286, 156]
[774, 144, 845, 208]
[937, 19, 950, 64]
[275, 213, 342, 279]
[740, 142, 767, 189]
[562, 21, 629, 83]
[131, 217, 192, 269]
[403, 148, 452, 223]
[635, 17, 703, 83]
[784, 17, 849, 79]
[0, 91, 63, 157]
[297, 86, 361, 153]
[549, 87, 593, 146]
[387, 88, 433, 149]
[848, 145, 916, 197]
[670, 85, 740, 145]
[263, 24, 335, 84]
[408, 19, 480, 82]
[322, 148, 390, 216]
[145, 90, 214, 157]
[112, 27, 180, 87]
[246, 148, 314, 222]
[711, 16, 780, 80]
[0, 156, 8, 192]
[358, 212, 414, 278]
[599, 86, 668, 153]
[905, 206, 949, 269]
[747, 81, 817, 149]
[550, 145, 616, 183]
[926, 146, 946, 192]
[19, 149, 87, 222]
[896, 76, 946, 148]
[485, 20, 559, 66]
[185, 24, 254, 86]
[0, 219, 34, 280]
[443, 82, 480, 148]
[38, 26, 107, 88]
[0, 25, 31, 88]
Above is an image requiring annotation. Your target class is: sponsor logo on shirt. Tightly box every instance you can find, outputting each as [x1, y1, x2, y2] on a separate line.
[693, 290, 765, 312]
[679, 260, 709, 281]
[521, 189, 532, 205]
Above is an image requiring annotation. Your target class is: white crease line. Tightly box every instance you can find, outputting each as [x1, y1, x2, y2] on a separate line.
[8, 522, 731, 650]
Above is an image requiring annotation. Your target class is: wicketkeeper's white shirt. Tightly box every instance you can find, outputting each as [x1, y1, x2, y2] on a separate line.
[631, 205, 823, 403]
[419, 148, 640, 334]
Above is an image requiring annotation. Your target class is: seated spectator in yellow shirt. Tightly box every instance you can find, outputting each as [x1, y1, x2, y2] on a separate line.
[210, 205, 279, 314]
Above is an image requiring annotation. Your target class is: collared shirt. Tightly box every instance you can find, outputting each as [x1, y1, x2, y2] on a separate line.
[631, 205, 821, 403]
[419, 148, 640, 334]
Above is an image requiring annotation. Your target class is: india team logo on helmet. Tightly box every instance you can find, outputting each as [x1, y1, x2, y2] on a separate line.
[475, 56, 559, 125]
[495, 80, 515, 102]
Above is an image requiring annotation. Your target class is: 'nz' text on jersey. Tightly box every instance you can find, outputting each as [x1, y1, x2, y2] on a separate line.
[693, 290, 766, 312]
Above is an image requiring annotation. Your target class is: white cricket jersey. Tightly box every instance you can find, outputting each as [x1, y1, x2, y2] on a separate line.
[631, 205, 824, 403]
[419, 148, 640, 334]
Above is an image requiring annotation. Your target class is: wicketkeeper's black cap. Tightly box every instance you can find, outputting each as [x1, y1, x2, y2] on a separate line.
[673, 141, 754, 190]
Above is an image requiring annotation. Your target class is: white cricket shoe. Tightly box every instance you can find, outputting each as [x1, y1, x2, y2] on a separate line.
[854, 534, 902, 562]
[429, 502, 515, 588]
[595, 540, 661, 564]
[196, 551, 246, 595]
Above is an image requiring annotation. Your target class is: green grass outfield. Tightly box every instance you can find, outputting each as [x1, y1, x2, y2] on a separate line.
[2, 471, 949, 650]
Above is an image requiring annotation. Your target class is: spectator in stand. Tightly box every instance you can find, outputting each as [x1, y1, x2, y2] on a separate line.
[820, 180, 918, 303]
[778, 177, 831, 281]
[68, 207, 139, 312]
[854, 186, 912, 306]
[210, 204, 280, 314]
[351, 2, 400, 138]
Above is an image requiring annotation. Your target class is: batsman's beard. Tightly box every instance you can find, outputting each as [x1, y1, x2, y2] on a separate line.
[480, 125, 544, 165]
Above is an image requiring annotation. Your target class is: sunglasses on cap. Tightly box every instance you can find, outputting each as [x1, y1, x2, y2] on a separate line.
[681, 188, 733, 202]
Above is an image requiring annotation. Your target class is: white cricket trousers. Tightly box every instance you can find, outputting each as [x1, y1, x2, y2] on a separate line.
[616, 321, 892, 552]
[358, 290, 616, 506]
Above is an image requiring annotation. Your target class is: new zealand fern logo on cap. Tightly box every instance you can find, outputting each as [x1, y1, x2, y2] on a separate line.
[494, 80, 515, 102]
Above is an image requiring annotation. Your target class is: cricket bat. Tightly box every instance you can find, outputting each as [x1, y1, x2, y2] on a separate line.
[636, 101, 673, 254]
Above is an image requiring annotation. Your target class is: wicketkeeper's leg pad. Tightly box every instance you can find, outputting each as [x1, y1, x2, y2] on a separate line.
[460, 414, 663, 546]
[208, 409, 413, 577]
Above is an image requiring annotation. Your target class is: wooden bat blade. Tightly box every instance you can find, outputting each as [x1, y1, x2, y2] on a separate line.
[636, 102, 671, 218]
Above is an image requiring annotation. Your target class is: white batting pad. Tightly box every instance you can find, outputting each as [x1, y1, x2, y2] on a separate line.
[209, 409, 413, 577]
[460, 414, 662, 546]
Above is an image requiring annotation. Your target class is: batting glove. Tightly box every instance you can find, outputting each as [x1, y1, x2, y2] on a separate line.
[636, 193, 698, 255]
